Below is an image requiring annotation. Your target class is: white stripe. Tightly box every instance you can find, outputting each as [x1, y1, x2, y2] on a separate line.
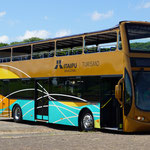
[49, 105, 78, 116]
[36, 105, 49, 109]
[93, 115, 100, 117]
[57, 101, 80, 110]
[21, 100, 33, 109]
[52, 101, 75, 126]
[1, 88, 35, 102]
[0, 88, 42, 104]
[93, 112, 100, 114]
[36, 83, 75, 126]
[37, 93, 80, 111]
[0, 88, 46, 103]
[37, 89, 47, 94]
[37, 91, 88, 103]
[37, 82, 52, 100]
[23, 108, 34, 117]
[49, 93, 87, 102]
[53, 116, 77, 124]
[93, 105, 100, 110]
[0, 64, 31, 78]
[37, 106, 42, 109]
[37, 94, 56, 101]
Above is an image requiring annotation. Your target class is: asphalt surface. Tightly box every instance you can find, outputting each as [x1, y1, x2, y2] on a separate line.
[1, 118, 150, 150]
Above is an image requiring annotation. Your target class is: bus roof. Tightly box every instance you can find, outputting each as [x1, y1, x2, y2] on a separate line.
[1, 20, 149, 51]
[0, 24, 119, 50]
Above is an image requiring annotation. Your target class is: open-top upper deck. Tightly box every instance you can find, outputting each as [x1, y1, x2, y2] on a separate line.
[0, 24, 120, 62]
[0, 23, 125, 79]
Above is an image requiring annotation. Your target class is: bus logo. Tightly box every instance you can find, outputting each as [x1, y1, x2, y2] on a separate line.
[55, 60, 77, 72]
[55, 60, 63, 69]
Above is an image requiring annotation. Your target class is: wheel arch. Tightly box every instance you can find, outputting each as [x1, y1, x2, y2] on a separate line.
[78, 107, 94, 127]
[12, 104, 21, 118]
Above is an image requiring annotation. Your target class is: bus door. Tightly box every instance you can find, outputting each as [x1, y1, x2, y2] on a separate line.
[35, 79, 49, 121]
[100, 77, 123, 129]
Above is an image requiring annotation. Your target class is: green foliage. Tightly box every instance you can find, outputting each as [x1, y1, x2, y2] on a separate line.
[10, 41, 24, 45]
[0, 37, 44, 47]
[130, 41, 150, 50]
[0, 43, 9, 47]
[23, 37, 43, 43]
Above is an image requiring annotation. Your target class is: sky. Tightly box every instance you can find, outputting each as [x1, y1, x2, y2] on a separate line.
[0, 0, 150, 43]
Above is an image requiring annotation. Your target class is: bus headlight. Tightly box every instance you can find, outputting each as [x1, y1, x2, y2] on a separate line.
[136, 116, 145, 121]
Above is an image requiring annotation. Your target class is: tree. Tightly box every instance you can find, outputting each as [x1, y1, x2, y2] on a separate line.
[0, 43, 9, 47]
[9, 37, 44, 46]
[0, 37, 44, 48]
[23, 37, 43, 43]
[10, 41, 23, 45]
[130, 42, 150, 50]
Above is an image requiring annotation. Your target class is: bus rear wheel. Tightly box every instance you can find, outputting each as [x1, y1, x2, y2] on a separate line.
[13, 105, 22, 123]
[80, 110, 94, 131]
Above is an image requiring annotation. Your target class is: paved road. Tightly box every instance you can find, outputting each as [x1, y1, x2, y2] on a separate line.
[0, 118, 150, 150]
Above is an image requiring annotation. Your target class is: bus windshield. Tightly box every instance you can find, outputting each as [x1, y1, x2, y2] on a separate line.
[126, 23, 150, 52]
[133, 71, 150, 111]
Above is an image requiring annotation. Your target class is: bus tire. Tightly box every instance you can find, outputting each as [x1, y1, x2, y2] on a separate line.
[13, 105, 22, 123]
[79, 110, 94, 131]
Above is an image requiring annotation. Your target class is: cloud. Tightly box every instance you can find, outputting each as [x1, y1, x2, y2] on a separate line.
[18, 30, 50, 41]
[0, 35, 9, 43]
[55, 29, 71, 37]
[137, 2, 150, 9]
[91, 10, 114, 21]
[143, 2, 150, 8]
[0, 11, 6, 17]
[44, 16, 48, 20]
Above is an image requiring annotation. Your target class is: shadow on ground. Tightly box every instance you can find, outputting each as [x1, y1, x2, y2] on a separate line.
[1, 118, 150, 135]
[0, 118, 79, 132]
[99, 128, 150, 135]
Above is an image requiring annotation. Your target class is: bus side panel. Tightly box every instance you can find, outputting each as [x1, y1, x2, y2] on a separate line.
[48, 101, 100, 128]
[48, 101, 80, 126]
[9, 99, 35, 121]
[0, 95, 16, 117]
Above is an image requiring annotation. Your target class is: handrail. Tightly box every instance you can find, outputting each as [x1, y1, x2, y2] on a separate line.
[56, 47, 83, 56]
[32, 51, 54, 59]
[0, 57, 11, 63]
[12, 54, 31, 61]
[0, 44, 117, 63]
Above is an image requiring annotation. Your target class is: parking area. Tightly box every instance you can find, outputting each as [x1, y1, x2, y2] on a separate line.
[0, 118, 150, 150]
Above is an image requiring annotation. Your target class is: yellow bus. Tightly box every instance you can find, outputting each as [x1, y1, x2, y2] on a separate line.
[0, 21, 150, 132]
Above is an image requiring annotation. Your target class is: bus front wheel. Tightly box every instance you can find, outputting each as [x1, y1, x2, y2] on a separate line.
[13, 105, 22, 123]
[79, 110, 94, 131]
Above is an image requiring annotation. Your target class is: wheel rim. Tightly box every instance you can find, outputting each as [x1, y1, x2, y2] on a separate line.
[14, 107, 21, 120]
[83, 113, 93, 130]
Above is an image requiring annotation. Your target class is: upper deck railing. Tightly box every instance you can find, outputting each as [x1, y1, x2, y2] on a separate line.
[0, 43, 117, 63]
[0, 27, 121, 63]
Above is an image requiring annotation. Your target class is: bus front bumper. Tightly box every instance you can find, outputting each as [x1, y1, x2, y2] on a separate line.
[124, 117, 150, 132]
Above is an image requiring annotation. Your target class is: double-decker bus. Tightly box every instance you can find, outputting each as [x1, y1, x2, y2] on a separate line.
[0, 21, 150, 132]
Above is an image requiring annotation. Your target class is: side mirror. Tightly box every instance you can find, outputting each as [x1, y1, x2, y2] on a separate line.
[115, 78, 124, 105]
[115, 85, 121, 100]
